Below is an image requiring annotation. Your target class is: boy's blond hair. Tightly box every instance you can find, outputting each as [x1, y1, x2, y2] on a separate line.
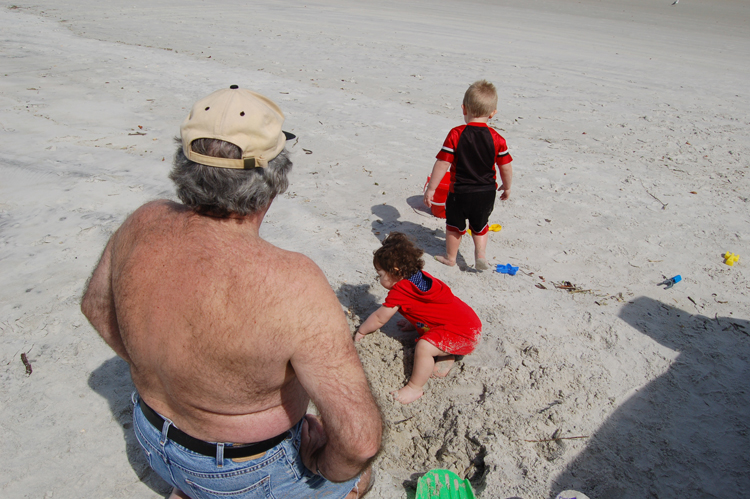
[463, 80, 498, 118]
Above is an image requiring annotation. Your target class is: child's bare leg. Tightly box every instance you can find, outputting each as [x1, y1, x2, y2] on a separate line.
[471, 231, 490, 270]
[432, 355, 455, 378]
[435, 230, 461, 266]
[392, 340, 448, 404]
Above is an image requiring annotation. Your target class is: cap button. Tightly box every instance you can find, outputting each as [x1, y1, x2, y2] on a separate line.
[230, 85, 239, 89]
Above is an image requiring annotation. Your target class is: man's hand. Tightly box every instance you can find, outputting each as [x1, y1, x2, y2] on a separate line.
[301, 414, 328, 475]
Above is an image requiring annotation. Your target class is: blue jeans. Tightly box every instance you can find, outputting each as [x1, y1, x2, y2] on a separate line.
[132, 394, 361, 498]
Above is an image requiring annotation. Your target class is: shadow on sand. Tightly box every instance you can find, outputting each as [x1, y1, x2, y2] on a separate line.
[89, 357, 171, 496]
[550, 296, 750, 498]
[373, 200, 474, 270]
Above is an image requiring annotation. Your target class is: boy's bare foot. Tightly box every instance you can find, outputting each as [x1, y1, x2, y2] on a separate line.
[434, 255, 456, 267]
[475, 258, 490, 271]
[391, 384, 424, 404]
[431, 356, 455, 378]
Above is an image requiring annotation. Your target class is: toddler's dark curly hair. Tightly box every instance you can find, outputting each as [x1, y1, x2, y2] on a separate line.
[373, 232, 424, 279]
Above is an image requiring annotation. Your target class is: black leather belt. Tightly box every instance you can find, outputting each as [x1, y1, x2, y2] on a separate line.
[139, 400, 288, 458]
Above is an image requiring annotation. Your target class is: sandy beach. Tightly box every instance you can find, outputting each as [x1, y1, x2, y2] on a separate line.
[1, 0, 749, 497]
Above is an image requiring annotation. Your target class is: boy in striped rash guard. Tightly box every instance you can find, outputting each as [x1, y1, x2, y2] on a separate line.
[354, 232, 481, 404]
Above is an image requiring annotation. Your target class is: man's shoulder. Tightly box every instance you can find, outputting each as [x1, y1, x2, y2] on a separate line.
[123, 199, 184, 226]
[260, 245, 330, 290]
[112, 200, 181, 242]
[268, 246, 319, 270]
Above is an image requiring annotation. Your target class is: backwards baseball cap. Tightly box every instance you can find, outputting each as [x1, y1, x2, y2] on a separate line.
[180, 85, 296, 169]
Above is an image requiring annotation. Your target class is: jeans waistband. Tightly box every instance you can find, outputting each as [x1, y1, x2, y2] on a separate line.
[139, 399, 289, 459]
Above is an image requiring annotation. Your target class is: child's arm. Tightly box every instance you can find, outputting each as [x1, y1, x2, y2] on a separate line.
[424, 160, 451, 207]
[354, 305, 400, 342]
[498, 161, 513, 200]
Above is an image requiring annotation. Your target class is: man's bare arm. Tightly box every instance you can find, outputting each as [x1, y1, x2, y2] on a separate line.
[81, 234, 130, 362]
[291, 261, 382, 482]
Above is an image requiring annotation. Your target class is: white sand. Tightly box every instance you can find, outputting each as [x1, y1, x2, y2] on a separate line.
[1, 0, 749, 497]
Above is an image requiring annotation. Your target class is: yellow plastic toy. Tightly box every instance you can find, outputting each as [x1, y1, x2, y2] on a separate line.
[724, 252, 740, 266]
[467, 225, 501, 235]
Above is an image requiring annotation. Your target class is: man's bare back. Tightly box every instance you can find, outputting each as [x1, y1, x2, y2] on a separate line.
[90, 200, 365, 444]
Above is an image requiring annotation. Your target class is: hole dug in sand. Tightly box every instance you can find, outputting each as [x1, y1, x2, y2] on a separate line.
[355, 332, 491, 493]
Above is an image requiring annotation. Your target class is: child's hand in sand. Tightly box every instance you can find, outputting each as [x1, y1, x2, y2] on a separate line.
[391, 383, 424, 404]
[397, 319, 416, 331]
[353, 330, 366, 342]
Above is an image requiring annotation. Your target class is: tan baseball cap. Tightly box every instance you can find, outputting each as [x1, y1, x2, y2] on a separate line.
[180, 85, 296, 169]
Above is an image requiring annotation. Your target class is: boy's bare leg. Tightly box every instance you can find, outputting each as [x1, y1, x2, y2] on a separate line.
[392, 340, 448, 404]
[435, 230, 461, 266]
[345, 466, 373, 498]
[432, 355, 456, 378]
[471, 232, 490, 270]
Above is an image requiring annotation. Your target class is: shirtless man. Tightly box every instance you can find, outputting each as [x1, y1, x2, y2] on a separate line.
[81, 86, 382, 498]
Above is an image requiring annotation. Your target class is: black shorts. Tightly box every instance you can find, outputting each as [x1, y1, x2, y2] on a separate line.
[445, 190, 496, 235]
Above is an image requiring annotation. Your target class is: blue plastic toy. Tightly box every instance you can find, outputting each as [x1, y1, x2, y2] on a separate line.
[658, 275, 681, 289]
[496, 263, 519, 275]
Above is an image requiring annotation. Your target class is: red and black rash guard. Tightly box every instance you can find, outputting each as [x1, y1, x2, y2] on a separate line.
[436, 122, 513, 194]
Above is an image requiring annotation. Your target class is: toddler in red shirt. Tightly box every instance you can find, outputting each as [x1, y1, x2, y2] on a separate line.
[354, 232, 482, 404]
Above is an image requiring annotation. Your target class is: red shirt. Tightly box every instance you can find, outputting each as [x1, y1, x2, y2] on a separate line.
[384, 271, 481, 355]
[436, 123, 512, 194]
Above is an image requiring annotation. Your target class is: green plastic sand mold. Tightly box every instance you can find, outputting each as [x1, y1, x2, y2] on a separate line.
[416, 469, 476, 499]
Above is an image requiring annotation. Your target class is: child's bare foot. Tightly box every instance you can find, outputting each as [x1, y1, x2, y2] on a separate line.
[391, 384, 424, 404]
[475, 258, 490, 271]
[432, 356, 455, 378]
[434, 255, 456, 267]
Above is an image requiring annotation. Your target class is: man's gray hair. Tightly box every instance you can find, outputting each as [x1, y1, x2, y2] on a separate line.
[170, 138, 292, 216]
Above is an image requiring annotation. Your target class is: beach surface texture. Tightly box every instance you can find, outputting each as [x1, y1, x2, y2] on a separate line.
[1, 0, 749, 497]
